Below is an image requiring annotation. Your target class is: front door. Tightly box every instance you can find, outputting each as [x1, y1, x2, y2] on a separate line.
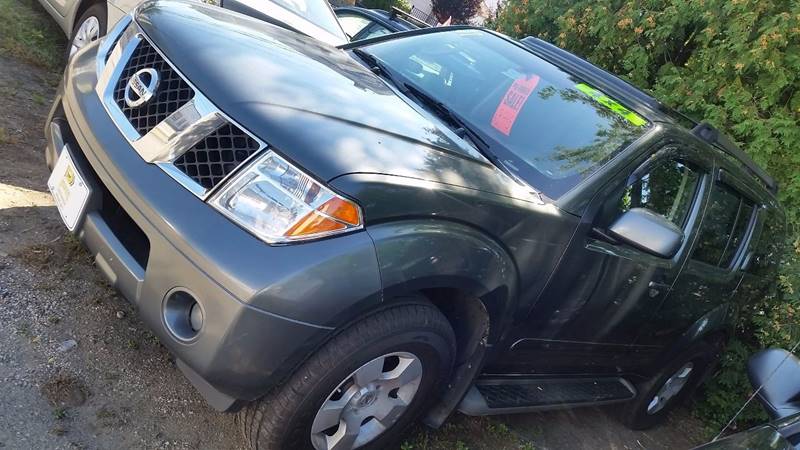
[488, 145, 710, 375]
[637, 170, 758, 347]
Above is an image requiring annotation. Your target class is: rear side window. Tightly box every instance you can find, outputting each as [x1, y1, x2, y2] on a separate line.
[750, 208, 786, 278]
[338, 14, 372, 38]
[692, 182, 754, 268]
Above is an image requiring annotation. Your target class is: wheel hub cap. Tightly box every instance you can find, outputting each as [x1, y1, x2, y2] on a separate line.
[311, 352, 422, 450]
[70, 16, 101, 58]
[647, 362, 694, 415]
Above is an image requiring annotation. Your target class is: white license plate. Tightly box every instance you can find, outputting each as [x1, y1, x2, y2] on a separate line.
[47, 146, 90, 231]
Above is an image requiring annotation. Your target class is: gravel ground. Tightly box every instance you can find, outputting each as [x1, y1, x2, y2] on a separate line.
[0, 50, 708, 450]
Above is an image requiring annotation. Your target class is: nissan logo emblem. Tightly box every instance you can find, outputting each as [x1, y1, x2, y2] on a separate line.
[124, 68, 160, 108]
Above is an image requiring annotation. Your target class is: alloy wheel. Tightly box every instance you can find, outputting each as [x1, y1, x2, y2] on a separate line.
[647, 362, 694, 415]
[310, 352, 423, 450]
[70, 16, 101, 58]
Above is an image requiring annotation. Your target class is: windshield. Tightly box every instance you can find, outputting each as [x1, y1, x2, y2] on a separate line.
[270, 0, 344, 37]
[362, 29, 650, 198]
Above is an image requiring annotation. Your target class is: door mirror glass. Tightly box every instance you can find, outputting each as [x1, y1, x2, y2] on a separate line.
[608, 208, 684, 258]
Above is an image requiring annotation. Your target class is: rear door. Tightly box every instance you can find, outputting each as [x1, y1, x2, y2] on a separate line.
[637, 167, 759, 347]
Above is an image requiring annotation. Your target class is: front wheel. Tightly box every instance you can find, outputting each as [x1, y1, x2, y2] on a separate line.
[68, 3, 107, 60]
[240, 302, 456, 450]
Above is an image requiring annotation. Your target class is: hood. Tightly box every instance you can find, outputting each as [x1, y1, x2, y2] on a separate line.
[135, 1, 521, 197]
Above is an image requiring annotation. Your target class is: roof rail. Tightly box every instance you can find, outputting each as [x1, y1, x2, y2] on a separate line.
[390, 7, 431, 28]
[692, 122, 778, 194]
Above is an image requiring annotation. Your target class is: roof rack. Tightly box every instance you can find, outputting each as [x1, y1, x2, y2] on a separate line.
[390, 6, 431, 28]
[692, 122, 778, 194]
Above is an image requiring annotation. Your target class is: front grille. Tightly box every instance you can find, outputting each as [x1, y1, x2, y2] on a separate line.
[172, 123, 260, 190]
[113, 39, 194, 136]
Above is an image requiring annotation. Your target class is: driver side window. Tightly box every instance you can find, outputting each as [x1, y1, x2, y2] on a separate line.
[598, 158, 700, 229]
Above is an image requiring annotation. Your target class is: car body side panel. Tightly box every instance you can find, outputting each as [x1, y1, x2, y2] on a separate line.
[333, 172, 576, 348]
[35, 0, 73, 33]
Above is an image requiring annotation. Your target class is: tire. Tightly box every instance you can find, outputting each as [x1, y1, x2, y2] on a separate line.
[239, 302, 456, 450]
[67, 3, 107, 61]
[621, 342, 720, 430]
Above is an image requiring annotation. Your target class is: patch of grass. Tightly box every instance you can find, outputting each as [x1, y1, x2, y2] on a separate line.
[402, 416, 535, 450]
[0, 126, 17, 145]
[14, 323, 30, 337]
[52, 407, 67, 420]
[32, 91, 47, 105]
[0, 0, 66, 71]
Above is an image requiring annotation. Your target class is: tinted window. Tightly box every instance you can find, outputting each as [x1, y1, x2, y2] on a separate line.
[621, 160, 699, 227]
[693, 183, 754, 268]
[750, 208, 786, 278]
[596, 159, 699, 229]
[364, 30, 649, 198]
[338, 14, 372, 38]
[360, 23, 392, 40]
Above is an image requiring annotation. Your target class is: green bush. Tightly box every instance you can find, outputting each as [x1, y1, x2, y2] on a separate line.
[496, 0, 800, 435]
[356, 0, 411, 12]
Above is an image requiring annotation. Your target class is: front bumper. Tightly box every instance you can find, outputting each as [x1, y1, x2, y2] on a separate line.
[44, 45, 383, 409]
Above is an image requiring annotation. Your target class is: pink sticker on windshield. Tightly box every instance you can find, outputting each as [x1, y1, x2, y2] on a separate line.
[491, 75, 540, 136]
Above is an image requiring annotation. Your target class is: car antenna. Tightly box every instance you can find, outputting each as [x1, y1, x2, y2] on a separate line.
[711, 337, 800, 441]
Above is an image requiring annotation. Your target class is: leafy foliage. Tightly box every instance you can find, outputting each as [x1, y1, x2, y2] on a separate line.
[356, 0, 411, 12]
[431, 0, 482, 24]
[496, 0, 800, 435]
[0, 0, 64, 71]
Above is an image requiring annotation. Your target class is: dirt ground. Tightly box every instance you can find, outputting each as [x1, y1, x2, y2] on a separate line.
[0, 50, 708, 450]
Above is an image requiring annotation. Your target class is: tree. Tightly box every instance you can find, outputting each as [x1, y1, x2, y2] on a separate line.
[357, 0, 410, 12]
[431, 0, 481, 24]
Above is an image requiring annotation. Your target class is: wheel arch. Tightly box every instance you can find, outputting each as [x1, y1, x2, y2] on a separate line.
[365, 219, 520, 427]
[664, 302, 736, 364]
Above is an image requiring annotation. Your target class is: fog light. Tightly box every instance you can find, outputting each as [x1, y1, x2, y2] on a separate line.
[163, 290, 202, 341]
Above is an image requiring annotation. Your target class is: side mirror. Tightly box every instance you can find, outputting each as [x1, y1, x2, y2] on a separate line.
[607, 208, 684, 258]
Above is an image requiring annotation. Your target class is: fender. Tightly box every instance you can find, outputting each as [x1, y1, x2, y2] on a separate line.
[366, 219, 519, 344]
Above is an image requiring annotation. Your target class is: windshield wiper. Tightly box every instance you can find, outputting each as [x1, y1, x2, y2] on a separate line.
[351, 49, 539, 196]
[401, 83, 488, 149]
[400, 83, 534, 185]
[352, 49, 407, 90]
[402, 85, 543, 199]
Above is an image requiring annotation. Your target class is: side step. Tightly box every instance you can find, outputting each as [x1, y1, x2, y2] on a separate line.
[458, 377, 637, 416]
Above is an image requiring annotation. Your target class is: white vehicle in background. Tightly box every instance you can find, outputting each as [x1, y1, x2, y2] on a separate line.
[37, 0, 348, 58]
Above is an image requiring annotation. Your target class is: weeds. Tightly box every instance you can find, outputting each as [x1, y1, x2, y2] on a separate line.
[0, 0, 65, 71]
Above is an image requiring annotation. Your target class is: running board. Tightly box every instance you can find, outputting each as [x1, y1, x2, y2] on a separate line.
[458, 377, 637, 416]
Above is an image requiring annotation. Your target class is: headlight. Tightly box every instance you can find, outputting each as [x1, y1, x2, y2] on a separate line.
[209, 151, 363, 244]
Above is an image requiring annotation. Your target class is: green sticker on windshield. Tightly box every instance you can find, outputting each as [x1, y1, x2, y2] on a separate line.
[574, 83, 648, 127]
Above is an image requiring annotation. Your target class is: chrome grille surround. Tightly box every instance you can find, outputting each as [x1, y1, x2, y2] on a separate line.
[95, 17, 266, 199]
